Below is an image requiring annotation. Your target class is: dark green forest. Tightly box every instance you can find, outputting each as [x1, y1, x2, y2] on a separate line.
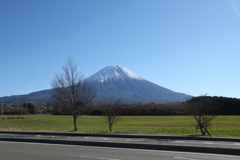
[90, 96, 240, 116]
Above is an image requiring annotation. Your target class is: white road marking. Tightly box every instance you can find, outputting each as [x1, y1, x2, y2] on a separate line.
[172, 140, 240, 147]
[174, 141, 184, 143]
[174, 157, 204, 160]
[65, 154, 122, 160]
[35, 135, 55, 138]
[203, 142, 214, 144]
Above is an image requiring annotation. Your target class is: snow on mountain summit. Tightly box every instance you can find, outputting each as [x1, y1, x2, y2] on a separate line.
[87, 65, 145, 82]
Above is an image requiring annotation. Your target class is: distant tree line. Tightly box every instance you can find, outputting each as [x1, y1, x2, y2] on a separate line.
[49, 96, 240, 116]
[4, 96, 240, 116]
[2, 101, 46, 115]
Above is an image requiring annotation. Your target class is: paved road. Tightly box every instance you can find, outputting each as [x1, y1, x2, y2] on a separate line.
[0, 141, 239, 160]
[1, 133, 240, 149]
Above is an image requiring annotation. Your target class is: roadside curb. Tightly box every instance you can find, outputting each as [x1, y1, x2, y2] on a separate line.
[1, 130, 240, 142]
[0, 137, 240, 156]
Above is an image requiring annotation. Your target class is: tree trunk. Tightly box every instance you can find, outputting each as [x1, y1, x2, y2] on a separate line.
[73, 116, 77, 131]
[109, 122, 112, 132]
[199, 124, 205, 136]
[202, 124, 211, 136]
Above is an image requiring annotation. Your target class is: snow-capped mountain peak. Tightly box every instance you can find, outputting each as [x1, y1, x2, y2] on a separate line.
[87, 65, 144, 82]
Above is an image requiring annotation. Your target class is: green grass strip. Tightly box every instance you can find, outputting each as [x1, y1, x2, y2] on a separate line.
[0, 115, 239, 137]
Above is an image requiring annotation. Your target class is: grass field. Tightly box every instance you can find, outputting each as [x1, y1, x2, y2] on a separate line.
[0, 115, 240, 137]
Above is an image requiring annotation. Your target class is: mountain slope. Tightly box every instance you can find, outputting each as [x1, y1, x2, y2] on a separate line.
[0, 65, 190, 104]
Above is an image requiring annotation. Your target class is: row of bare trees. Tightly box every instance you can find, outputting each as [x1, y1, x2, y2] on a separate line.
[50, 58, 220, 136]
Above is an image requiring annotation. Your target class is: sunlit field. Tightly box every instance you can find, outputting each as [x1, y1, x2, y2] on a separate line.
[0, 115, 240, 137]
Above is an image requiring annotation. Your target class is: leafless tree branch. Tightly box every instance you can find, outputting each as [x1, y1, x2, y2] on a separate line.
[97, 97, 122, 132]
[51, 57, 96, 131]
[185, 95, 217, 136]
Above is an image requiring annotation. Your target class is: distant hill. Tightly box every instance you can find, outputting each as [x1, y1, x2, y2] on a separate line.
[0, 65, 190, 104]
[1, 89, 52, 104]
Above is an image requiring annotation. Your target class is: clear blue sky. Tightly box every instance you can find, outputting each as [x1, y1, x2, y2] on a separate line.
[1, 0, 240, 98]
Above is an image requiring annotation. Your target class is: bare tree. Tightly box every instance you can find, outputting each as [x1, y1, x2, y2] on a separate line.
[51, 57, 96, 131]
[97, 97, 121, 132]
[185, 95, 217, 136]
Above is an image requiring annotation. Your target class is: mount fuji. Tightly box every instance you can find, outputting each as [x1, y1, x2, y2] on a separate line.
[87, 65, 189, 103]
[0, 65, 190, 104]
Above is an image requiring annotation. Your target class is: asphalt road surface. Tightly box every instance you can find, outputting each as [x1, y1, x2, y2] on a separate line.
[0, 141, 240, 160]
[1, 133, 240, 149]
